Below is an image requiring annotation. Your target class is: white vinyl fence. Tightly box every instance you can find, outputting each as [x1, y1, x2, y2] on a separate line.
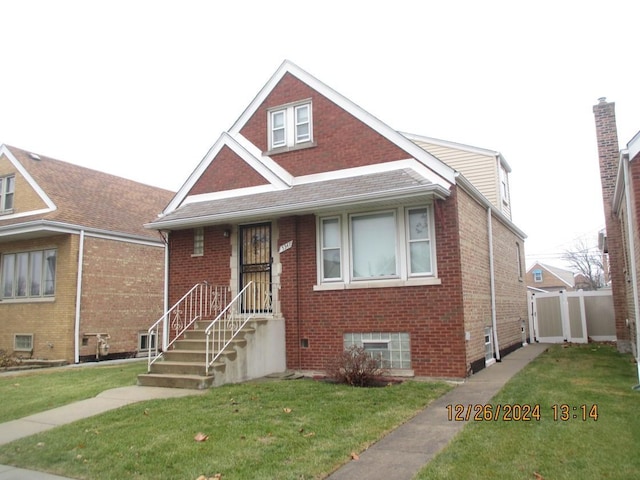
[528, 290, 616, 343]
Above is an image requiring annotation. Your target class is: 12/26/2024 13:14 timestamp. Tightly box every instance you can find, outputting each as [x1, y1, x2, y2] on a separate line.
[446, 404, 599, 422]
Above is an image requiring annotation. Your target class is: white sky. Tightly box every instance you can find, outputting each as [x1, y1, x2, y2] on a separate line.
[1, 0, 638, 270]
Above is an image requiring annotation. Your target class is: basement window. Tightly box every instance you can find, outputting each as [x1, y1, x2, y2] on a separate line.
[343, 332, 411, 369]
[138, 331, 157, 352]
[14, 334, 33, 352]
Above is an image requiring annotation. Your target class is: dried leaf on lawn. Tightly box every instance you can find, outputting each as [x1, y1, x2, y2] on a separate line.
[283, 407, 292, 413]
[194, 432, 209, 442]
[350, 452, 359, 460]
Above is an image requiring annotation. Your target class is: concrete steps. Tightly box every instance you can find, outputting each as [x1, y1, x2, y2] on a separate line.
[137, 323, 254, 389]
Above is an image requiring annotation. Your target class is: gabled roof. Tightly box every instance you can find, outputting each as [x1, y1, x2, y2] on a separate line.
[160, 60, 457, 218]
[527, 262, 575, 288]
[0, 145, 174, 243]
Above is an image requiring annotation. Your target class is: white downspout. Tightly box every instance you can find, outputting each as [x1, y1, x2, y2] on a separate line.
[163, 231, 170, 351]
[74, 230, 85, 364]
[488, 207, 501, 361]
[622, 156, 640, 384]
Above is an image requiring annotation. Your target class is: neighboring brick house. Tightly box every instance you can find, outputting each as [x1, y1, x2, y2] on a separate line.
[147, 61, 528, 380]
[0, 145, 174, 363]
[594, 98, 640, 373]
[525, 262, 575, 292]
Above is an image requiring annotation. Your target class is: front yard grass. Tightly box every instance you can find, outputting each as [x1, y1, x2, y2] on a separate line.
[0, 360, 146, 423]
[0, 378, 451, 479]
[416, 344, 640, 480]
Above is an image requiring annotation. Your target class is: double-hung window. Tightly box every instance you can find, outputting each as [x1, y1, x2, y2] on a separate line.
[1, 249, 57, 299]
[0, 175, 15, 213]
[268, 101, 312, 150]
[318, 205, 436, 285]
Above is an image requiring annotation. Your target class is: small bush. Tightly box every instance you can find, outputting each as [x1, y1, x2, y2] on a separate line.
[327, 345, 386, 387]
[0, 349, 18, 368]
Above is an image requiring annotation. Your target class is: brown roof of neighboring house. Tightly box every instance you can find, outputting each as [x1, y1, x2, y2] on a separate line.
[1, 145, 174, 240]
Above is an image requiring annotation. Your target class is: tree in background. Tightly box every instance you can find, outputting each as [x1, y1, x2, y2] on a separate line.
[563, 239, 604, 290]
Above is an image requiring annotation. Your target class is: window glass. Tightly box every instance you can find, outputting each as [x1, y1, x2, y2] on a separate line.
[407, 208, 431, 274]
[352, 212, 396, 278]
[193, 227, 204, 255]
[1, 175, 14, 211]
[271, 110, 286, 147]
[322, 218, 341, 279]
[295, 104, 310, 142]
[44, 250, 57, 295]
[16, 253, 28, 297]
[30, 250, 43, 296]
[2, 253, 15, 297]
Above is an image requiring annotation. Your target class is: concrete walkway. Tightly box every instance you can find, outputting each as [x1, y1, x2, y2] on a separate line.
[0, 343, 548, 480]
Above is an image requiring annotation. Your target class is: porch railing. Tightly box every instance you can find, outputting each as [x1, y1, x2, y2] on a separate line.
[147, 282, 229, 371]
[205, 281, 278, 375]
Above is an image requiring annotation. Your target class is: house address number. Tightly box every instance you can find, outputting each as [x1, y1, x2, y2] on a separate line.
[279, 240, 293, 253]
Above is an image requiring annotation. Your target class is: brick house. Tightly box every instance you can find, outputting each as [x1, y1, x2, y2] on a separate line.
[145, 61, 528, 385]
[0, 145, 173, 363]
[593, 98, 640, 377]
[525, 262, 576, 292]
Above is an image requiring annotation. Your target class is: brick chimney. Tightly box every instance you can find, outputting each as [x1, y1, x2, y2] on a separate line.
[593, 98, 630, 352]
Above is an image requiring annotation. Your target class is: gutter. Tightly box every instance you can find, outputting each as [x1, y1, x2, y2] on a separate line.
[487, 207, 501, 361]
[74, 230, 85, 363]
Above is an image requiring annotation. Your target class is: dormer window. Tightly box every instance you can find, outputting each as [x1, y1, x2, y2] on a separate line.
[268, 101, 313, 151]
[0, 175, 15, 213]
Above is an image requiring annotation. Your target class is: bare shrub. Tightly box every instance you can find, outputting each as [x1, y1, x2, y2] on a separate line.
[0, 349, 18, 368]
[326, 345, 386, 387]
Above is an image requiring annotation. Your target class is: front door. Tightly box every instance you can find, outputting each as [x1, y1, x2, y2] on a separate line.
[239, 223, 272, 312]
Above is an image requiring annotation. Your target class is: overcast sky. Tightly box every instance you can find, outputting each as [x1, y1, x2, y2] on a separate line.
[2, 0, 638, 270]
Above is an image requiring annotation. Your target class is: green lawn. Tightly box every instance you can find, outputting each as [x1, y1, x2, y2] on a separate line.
[416, 344, 640, 480]
[0, 379, 451, 479]
[0, 360, 147, 423]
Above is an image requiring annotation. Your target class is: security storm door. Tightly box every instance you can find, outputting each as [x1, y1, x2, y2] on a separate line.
[239, 223, 272, 313]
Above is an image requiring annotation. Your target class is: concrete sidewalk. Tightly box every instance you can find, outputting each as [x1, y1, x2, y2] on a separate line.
[326, 343, 549, 479]
[0, 343, 548, 480]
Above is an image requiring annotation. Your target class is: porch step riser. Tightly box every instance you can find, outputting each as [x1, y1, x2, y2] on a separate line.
[151, 363, 208, 376]
[174, 338, 247, 351]
[164, 351, 236, 363]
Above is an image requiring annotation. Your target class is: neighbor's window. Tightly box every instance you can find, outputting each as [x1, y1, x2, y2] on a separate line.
[344, 332, 411, 369]
[0, 175, 15, 213]
[14, 334, 34, 351]
[1, 249, 56, 299]
[138, 331, 156, 352]
[268, 101, 313, 150]
[193, 227, 204, 256]
[319, 205, 436, 284]
[533, 269, 543, 282]
[500, 165, 510, 205]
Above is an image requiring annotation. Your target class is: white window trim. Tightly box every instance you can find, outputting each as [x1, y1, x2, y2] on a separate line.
[267, 100, 313, 151]
[316, 205, 438, 289]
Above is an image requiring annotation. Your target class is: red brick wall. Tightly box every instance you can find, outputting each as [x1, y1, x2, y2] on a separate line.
[277, 191, 467, 378]
[593, 100, 630, 350]
[79, 236, 166, 357]
[239, 73, 412, 176]
[188, 145, 269, 196]
[167, 225, 233, 306]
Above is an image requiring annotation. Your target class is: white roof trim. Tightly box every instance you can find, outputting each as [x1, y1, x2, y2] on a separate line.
[227, 60, 456, 187]
[404, 132, 512, 173]
[162, 133, 291, 215]
[0, 145, 57, 213]
[293, 159, 442, 186]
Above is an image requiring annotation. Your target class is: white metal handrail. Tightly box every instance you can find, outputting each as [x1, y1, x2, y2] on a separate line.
[204, 280, 280, 375]
[147, 282, 229, 371]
